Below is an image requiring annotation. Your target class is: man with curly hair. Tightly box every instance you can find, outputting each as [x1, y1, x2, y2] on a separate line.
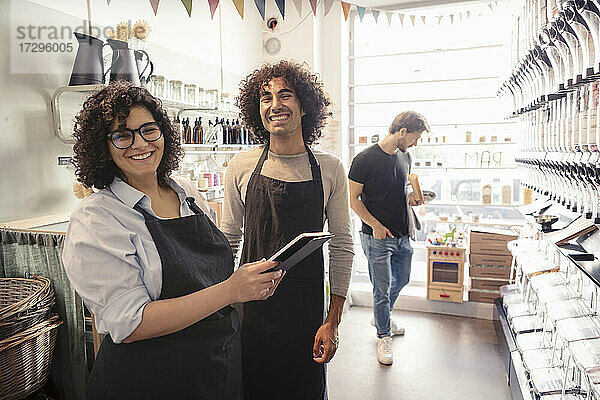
[222, 60, 354, 399]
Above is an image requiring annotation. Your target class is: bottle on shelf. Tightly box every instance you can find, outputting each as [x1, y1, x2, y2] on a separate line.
[193, 118, 200, 144]
[198, 117, 204, 144]
[184, 118, 192, 145]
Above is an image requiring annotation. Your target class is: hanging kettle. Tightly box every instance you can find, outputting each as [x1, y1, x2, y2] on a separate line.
[69, 32, 119, 86]
[135, 49, 154, 86]
[106, 38, 143, 86]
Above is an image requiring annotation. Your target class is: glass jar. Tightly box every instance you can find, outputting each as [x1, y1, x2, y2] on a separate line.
[580, 83, 589, 151]
[197, 87, 205, 106]
[590, 81, 599, 151]
[184, 84, 197, 105]
[149, 75, 166, 98]
[169, 80, 183, 102]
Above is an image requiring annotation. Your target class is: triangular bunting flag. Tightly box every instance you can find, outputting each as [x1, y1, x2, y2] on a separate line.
[372, 9, 380, 23]
[275, 0, 285, 18]
[399, 14, 404, 25]
[450, 14, 454, 24]
[254, 0, 265, 19]
[323, 0, 334, 17]
[386, 11, 393, 25]
[421, 15, 426, 24]
[106, 0, 111, 4]
[208, 0, 219, 18]
[292, 0, 302, 16]
[410, 15, 415, 25]
[488, 3, 493, 11]
[308, 0, 317, 16]
[181, 0, 192, 16]
[341, 2, 351, 21]
[357, 6, 366, 21]
[232, 0, 244, 18]
[150, 0, 160, 14]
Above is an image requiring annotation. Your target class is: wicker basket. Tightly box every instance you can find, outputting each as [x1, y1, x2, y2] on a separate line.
[0, 315, 62, 400]
[0, 276, 55, 340]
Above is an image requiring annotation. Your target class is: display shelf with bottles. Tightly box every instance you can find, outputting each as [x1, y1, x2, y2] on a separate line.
[51, 85, 241, 144]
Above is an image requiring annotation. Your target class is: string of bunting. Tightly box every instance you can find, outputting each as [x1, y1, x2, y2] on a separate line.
[106, 0, 502, 24]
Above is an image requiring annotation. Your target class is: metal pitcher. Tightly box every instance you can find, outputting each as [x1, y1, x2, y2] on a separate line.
[135, 49, 154, 86]
[106, 38, 144, 86]
[69, 32, 119, 86]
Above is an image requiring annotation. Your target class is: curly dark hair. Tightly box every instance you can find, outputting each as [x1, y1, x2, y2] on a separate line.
[236, 60, 332, 145]
[72, 80, 183, 189]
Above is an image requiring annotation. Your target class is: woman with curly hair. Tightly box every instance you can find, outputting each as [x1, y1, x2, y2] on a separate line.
[221, 60, 354, 399]
[61, 81, 282, 400]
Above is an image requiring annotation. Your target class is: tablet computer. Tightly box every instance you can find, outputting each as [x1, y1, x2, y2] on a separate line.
[267, 232, 335, 272]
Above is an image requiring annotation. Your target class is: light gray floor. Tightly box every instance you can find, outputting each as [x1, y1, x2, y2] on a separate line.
[328, 306, 511, 400]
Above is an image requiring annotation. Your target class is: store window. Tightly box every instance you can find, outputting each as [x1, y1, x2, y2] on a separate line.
[348, 4, 518, 285]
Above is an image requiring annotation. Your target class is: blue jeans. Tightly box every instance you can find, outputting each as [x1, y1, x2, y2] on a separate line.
[360, 232, 413, 337]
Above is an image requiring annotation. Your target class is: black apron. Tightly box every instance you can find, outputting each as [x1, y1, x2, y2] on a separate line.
[87, 197, 241, 400]
[240, 145, 326, 400]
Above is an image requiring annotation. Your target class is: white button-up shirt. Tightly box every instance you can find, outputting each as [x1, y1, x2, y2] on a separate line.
[62, 177, 212, 343]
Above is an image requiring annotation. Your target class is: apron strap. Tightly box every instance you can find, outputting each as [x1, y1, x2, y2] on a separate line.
[253, 143, 322, 183]
[306, 146, 322, 184]
[185, 197, 205, 215]
[251, 145, 270, 176]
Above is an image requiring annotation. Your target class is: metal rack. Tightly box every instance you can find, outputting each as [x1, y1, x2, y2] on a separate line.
[50, 85, 240, 144]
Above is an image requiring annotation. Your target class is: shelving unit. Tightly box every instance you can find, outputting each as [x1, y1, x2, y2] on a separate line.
[50, 85, 240, 144]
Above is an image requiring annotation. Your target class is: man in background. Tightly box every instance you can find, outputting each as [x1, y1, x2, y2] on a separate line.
[348, 111, 429, 365]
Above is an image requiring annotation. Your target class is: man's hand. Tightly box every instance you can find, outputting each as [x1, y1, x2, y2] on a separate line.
[312, 321, 339, 364]
[408, 193, 424, 207]
[372, 222, 393, 239]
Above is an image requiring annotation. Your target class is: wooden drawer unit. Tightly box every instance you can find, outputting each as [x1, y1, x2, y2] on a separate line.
[469, 265, 511, 280]
[427, 287, 463, 303]
[469, 289, 500, 303]
[470, 253, 512, 268]
[471, 278, 509, 291]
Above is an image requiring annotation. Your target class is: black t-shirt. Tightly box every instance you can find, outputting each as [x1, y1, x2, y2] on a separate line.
[348, 144, 410, 237]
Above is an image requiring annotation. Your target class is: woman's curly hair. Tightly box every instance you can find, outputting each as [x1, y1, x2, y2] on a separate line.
[236, 60, 332, 145]
[72, 80, 183, 189]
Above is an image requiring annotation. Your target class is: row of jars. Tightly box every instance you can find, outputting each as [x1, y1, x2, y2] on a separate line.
[517, 152, 600, 220]
[519, 81, 600, 152]
[499, 0, 600, 118]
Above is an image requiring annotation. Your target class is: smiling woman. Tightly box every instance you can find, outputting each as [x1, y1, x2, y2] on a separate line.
[62, 80, 284, 399]
[72, 80, 182, 189]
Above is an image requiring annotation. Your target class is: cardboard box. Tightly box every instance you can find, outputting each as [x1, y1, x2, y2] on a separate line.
[469, 253, 512, 268]
[470, 241, 512, 255]
[469, 265, 511, 280]
[471, 278, 510, 291]
[208, 200, 223, 228]
[470, 228, 517, 255]
[470, 227, 518, 242]
[469, 289, 500, 303]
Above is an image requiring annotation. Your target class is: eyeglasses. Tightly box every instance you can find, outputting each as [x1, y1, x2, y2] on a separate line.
[107, 122, 163, 149]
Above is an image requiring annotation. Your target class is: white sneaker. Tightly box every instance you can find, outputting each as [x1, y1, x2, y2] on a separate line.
[377, 336, 393, 365]
[371, 318, 405, 336]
